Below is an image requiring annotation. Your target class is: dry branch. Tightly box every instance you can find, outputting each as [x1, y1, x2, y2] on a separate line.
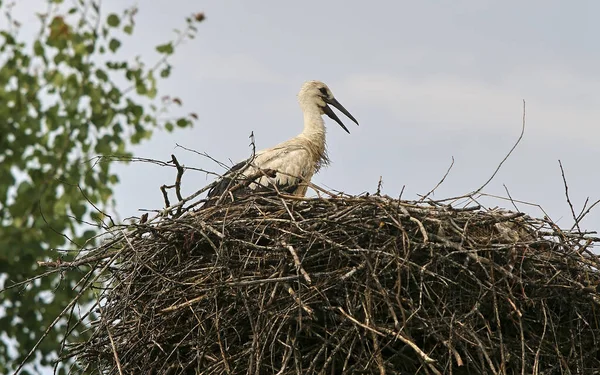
[41, 188, 600, 374]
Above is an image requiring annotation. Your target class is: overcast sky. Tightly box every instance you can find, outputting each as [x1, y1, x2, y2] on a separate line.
[6, 1, 599, 372]
[13, 0, 600, 232]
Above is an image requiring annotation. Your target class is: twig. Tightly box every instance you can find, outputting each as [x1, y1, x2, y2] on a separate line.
[284, 243, 312, 284]
[399, 185, 405, 200]
[472, 100, 526, 195]
[160, 184, 171, 208]
[170, 154, 185, 202]
[37, 249, 120, 269]
[409, 216, 429, 243]
[13, 250, 121, 374]
[376, 176, 383, 196]
[502, 184, 520, 212]
[96, 292, 124, 375]
[175, 143, 230, 171]
[420, 156, 454, 201]
[77, 184, 115, 227]
[438, 100, 526, 204]
[158, 179, 219, 216]
[35, 162, 600, 374]
[337, 307, 436, 364]
[557, 160, 584, 234]
[86, 154, 213, 175]
[576, 198, 600, 226]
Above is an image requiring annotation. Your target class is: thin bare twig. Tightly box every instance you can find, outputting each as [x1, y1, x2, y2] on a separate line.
[170, 154, 185, 203]
[558, 160, 582, 232]
[420, 156, 455, 201]
[472, 100, 526, 195]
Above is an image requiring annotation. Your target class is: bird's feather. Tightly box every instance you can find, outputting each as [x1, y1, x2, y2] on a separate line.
[204, 159, 250, 205]
[205, 142, 319, 206]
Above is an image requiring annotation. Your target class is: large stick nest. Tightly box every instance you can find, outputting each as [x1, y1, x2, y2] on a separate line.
[61, 193, 600, 374]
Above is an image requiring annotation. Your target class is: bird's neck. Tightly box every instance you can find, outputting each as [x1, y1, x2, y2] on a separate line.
[300, 110, 326, 145]
[299, 110, 329, 167]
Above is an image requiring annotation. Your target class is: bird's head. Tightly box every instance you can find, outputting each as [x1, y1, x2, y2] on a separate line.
[298, 80, 359, 133]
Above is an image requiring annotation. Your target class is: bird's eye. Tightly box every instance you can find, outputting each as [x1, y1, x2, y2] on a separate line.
[318, 87, 328, 96]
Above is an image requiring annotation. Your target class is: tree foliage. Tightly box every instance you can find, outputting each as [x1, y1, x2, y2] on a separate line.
[0, 0, 202, 372]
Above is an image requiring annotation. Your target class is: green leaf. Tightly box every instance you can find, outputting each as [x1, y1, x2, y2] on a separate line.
[0, 1, 204, 371]
[147, 85, 157, 99]
[107, 14, 120, 27]
[155, 42, 174, 55]
[108, 38, 121, 52]
[33, 40, 44, 56]
[70, 202, 86, 219]
[0, 170, 15, 200]
[95, 69, 108, 81]
[74, 41, 87, 55]
[160, 64, 171, 78]
[16, 180, 33, 196]
[135, 82, 147, 95]
[54, 199, 67, 216]
[95, 135, 112, 154]
[176, 118, 189, 128]
[130, 103, 144, 118]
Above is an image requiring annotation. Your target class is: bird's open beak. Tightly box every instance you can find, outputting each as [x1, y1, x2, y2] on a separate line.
[323, 97, 359, 134]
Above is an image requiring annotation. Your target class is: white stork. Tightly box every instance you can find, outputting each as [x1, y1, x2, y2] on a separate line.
[205, 80, 359, 206]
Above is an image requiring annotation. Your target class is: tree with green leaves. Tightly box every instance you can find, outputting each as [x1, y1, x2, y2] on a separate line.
[0, 1, 202, 372]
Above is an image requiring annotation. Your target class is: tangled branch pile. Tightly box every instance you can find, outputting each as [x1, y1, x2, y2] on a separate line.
[59, 193, 600, 374]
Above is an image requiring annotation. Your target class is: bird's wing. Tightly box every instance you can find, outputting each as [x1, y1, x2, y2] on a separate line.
[250, 145, 314, 192]
[205, 145, 314, 205]
[204, 158, 252, 203]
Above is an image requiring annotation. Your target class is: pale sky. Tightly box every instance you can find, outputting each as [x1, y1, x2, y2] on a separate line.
[12, 0, 600, 232]
[6, 1, 600, 372]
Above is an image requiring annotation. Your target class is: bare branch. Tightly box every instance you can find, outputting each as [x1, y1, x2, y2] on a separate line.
[419, 156, 455, 202]
[558, 160, 582, 232]
[472, 100, 526, 195]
